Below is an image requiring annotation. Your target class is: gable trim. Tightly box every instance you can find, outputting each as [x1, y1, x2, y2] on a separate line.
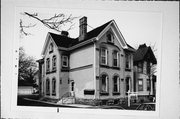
[41, 32, 58, 57]
[57, 37, 96, 51]
[97, 20, 128, 49]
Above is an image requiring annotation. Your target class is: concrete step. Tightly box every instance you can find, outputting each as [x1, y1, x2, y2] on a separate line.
[57, 97, 75, 104]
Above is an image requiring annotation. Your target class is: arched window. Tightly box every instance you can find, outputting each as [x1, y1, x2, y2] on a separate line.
[126, 77, 132, 94]
[52, 78, 56, 96]
[100, 47, 108, 65]
[46, 78, 50, 95]
[46, 58, 50, 73]
[113, 75, 120, 93]
[49, 43, 53, 53]
[106, 32, 114, 43]
[52, 55, 56, 71]
[100, 74, 109, 93]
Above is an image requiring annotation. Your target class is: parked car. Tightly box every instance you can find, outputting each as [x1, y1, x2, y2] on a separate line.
[136, 103, 155, 111]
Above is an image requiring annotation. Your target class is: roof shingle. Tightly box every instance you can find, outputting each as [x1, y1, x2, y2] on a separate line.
[49, 20, 112, 48]
[133, 44, 157, 64]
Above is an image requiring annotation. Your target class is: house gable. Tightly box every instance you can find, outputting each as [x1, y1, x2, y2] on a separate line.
[41, 32, 59, 57]
[133, 44, 157, 64]
[97, 20, 128, 49]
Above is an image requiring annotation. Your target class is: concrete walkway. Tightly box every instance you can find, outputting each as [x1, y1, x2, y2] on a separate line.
[24, 98, 95, 108]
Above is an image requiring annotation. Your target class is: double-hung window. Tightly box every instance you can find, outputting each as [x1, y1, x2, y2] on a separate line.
[101, 74, 108, 93]
[101, 48, 108, 65]
[46, 58, 50, 72]
[52, 55, 56, 71]
[113, 51, 119, 67]
[62, 56, 68, 67]
[125, 54, 131, 69]
[52, 78, 56, 96]
[46, 79, 50, 95]
[113, 76, 120, 93]
[138, 79, 143, 91]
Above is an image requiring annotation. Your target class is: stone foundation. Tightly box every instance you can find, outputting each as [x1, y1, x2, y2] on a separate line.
[75, 98, 126, 106]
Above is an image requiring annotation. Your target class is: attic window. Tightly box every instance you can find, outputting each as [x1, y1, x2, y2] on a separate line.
[106, 32, 114, 43]
[49, 43, 53, 53]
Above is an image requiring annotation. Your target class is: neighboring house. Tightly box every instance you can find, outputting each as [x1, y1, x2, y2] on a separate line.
[33, 70, 39, 86]
[133, 44, 157, 101]
[36, 59, 44, 96]
[37, 16, 150, 105]
[18, 86, 34, 95]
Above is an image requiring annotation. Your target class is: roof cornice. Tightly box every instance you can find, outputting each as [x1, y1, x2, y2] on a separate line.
[58, 37, 96, 51]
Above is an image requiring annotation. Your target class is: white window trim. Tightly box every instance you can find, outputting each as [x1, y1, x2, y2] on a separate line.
[52, 55, 56, 71]
[113, 76, 120, 92]
[46, 79, 50, 95]
[101, 75, 108, 93]
[46, 58, 50, 72]
[126, 54, 131, 69]
[49, 43, 53, 53]
[107, 33, 114, 43]
[101, 48, 108, 65]
[52, 78, 56, 95]
[113, 51, 119, 67]
[138, 79, 143, 91]
[62, 55, 68, 67]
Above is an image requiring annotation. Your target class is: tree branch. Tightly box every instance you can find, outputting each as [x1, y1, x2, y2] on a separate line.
[20, 12, 79, 36]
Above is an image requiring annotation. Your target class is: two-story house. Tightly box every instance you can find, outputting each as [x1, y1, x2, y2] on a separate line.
[38, 16, 135, 105]
[133, 44, 157, 102]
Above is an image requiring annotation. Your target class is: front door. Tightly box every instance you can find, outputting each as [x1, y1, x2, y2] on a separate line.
[126, 77, 131, 95]
[70, 81, 75, 96]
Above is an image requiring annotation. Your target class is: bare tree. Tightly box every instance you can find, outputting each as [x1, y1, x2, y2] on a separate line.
[18, 47, 38, 86]
[20, 12, 78, 36]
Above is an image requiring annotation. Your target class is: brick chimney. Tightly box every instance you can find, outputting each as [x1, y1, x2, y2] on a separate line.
[79, 16, 87, 41]
[61, 31, 69, 37]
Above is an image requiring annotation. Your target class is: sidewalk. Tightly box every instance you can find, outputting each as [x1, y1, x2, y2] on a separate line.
[24, 98, 95, 108]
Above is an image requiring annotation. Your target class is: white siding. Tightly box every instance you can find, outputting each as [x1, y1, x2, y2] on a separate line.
[70, 45, 94, 69]
[70, 68, 94, 98]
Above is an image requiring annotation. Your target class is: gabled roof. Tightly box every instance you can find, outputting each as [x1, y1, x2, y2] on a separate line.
[81, 20, 113, 41]
[133, 44, 157, 64]
[49, 32, 78, 48]
[125, 44, 136, 52]
[48, 20, 112, 48]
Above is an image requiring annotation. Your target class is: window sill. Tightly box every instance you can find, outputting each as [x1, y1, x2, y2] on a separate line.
[100, 92, 109, 96]
[52, 69, 56, 73]
[125, 68, 131, 71]
[100, 65, 120, 70]
[112, 92, 120, 95]
[84, 89, 95, 95]
[107, 41, 114, 45]
[112, 66, 120, 70]
[46, 70, 56, 74]
[61, 67, 70, 72]
[100, 64, 109, 68]
[46, 71, 50, 74]
[49, 51, 53, 54]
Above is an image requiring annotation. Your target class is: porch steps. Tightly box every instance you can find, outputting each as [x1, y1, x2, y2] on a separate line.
[57, 97, 75, 104]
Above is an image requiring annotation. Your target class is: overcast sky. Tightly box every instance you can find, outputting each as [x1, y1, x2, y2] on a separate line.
[18, 8, 162, 59]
